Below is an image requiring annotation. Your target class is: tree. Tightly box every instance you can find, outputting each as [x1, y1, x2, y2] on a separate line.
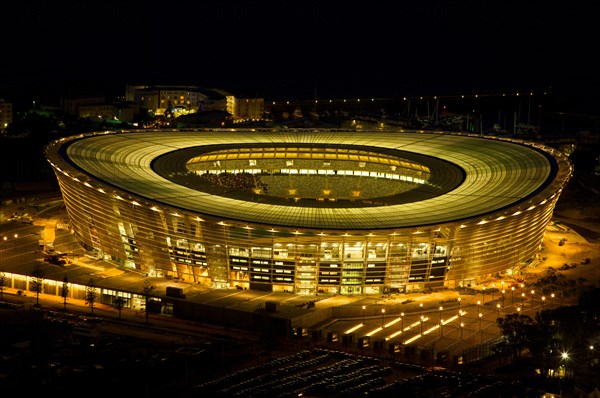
[0, 271, 7, 301]
[496, 313, 536, 364]
[113, 296, 126, 320]
[528, 311, 560, 378]
[85, 277, 98, 314]
[30, 264, 45, 306]
[60, 274, 69, 311]
[141, 279, 155, 325]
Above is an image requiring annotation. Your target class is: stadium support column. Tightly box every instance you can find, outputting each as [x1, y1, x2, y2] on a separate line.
[442, 226, 459, 288]
[203, 221, 230, 289]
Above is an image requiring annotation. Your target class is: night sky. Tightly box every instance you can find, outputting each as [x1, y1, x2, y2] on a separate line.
[1, 0, 599, 100]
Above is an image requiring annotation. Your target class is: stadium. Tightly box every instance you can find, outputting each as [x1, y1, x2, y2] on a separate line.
[45, 129, 572, 295]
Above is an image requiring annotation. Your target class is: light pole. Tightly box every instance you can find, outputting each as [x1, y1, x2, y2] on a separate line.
[439, 306, 443, 336]
[477, 300, 481, 317]
[541, 296, 546, 308]
[362, 305, 366, 325]
[381, 308, 385, 328]
[551, 292, 555, 304]
[560, 291, 564, 305]
[491, 283, 495, 302]
[420, 315, 424, 335]
[0, 236, 5, 268]
[478, 312, 483, 335]
[520, 283, 524, 303]
[501, 290, 505, 306]
[530, 290, 535, 307]
[460, 322, 464, 341]
[559, 351, 569, 395]
[400, 312, 404, 332]
[511, 286, 515, 305]
[561, 352, 569, 379]
[482, 286, 486, 304]
[521, 292, 525, 307]
[496, 303, 501, 318]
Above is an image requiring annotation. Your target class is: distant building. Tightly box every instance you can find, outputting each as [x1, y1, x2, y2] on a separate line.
[126, 85, 227, 118]
[0, 98, 13, 130]
[63, 96, 107, 116]
[174, 110, 232, 128]
[78, 102, 138, 124]
[127, 85, 264, 123]
[224, 94, 265, 123]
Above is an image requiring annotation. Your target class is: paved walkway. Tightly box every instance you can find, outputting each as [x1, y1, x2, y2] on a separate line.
[1, 286, 261, 347]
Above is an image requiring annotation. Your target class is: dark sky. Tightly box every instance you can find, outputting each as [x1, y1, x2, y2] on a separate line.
[1, 0, 599, 100]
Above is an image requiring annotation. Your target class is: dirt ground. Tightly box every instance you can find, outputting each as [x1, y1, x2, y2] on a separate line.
[532, 174, 600, 286]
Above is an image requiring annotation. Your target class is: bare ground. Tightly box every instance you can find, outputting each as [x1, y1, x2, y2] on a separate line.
[532, 174, 600, 285]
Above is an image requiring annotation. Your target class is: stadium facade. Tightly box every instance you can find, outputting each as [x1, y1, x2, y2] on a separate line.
[45, 129, 572, 295]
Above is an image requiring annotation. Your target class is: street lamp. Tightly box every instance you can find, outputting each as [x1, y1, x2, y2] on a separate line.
[477, 300, 481, 317]
[521, 292, 525, 307]
[561, 352, 569, 378]
[362, 305, 366, 325]
[501, 289, 505, 306]
[551, 292, 555, 304]
[482, 286, 486, 303]
[559, 351, 570, 394]
[400, 312, 404, 332]
[460, 322, 464, 341]
[420, 315, 424, 335]
[381, 308, 385, 328]
[511, 286, 515, 305]
[496, 303, 501, 318]
[520, 283, 524, 302]
[530, 290, 535, 307]
[491, 283, 495, 302]
[541, 296, 546, 308]
[0, 236, 5, 268]
[560, 290, 564, 305]
[439, 306, 443, 336]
